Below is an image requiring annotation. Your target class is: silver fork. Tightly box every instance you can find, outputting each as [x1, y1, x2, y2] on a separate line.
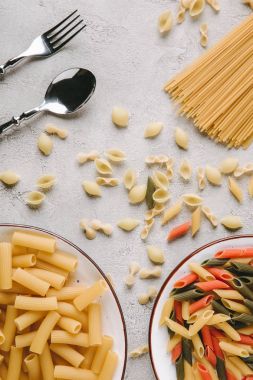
[0, 10, 85, 77]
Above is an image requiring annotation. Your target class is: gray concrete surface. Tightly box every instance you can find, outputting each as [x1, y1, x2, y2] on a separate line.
[0, 1, 251, 378]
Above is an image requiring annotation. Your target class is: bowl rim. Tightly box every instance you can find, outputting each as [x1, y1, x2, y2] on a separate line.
[0, 223, 128, 380]
[148, 234, 253, 380]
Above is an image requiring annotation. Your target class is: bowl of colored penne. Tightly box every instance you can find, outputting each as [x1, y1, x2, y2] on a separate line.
[149, 234, 253, 380]
[0, 223, 127, 380]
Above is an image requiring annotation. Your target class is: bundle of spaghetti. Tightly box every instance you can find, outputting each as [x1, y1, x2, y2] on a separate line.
[164, 14, 253, 149]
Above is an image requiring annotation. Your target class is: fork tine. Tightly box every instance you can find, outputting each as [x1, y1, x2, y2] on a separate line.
[48, 15, 81, 40]
[53, 25, 86, 52]
[45, 9, 78, 36]
[52, 20, 84, 47]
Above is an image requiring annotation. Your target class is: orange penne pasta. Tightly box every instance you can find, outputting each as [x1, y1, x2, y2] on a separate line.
[167, 221, 191, 241]
[211, 336, 224, 359]
[196, 280, 230, 292]
[174, 301, 183, 324]
[205, 346, 216, 367]
[197, 362, 212, 380]
[226, 370, 237, 380]
[171, 342, 182, 363]
[239, 334, 253, 345]
[201, 326, 213, 350]
[205, 267, 233, 281]
[215, 248, 253, 258]
[189, 295, 213, 315]
[173, 273, 198, 289]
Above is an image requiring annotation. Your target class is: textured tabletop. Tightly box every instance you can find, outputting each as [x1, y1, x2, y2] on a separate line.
[0, 1, 252, 378]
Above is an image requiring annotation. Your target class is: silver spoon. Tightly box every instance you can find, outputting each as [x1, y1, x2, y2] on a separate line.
[0, 67, 96, 134]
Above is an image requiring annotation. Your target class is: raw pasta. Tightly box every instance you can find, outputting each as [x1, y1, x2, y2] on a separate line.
[139, 266, 162, 279]
[248, 176, 253, 197]
[105, 148, 126, 162]
[182, 193, 203, 208]
[162, 200, 183, 225]
[90, 219, 113, 236]
[200, 23, 208, 48]
[117, 218, 140, 231]
[138, 286, 157, 305]
[140, 219, 154, 240]
[96, 177, 120, 186]
[145, 155, 169, 165]
[146, 245, 165, 264]
[179, 159, 192, 181]
[234, 164, 253, 178]
[219, 157, 239, 174]
[36, 175, 56, 190]
[152, 170, 169, 189]
[129, 345, 149, 358]
[125, 262, 140, 288]
[189, 0, 205, 17]
[196, 167, 206, 190]
[207, 0, 220, 11]
[166, 158, 174, 180]
[95, 158, 112, 175]
[205, 165, 222, 186]
[221, 215, 242, 230]
[201, 206, 218, 227]
[82, 181, 102, 197]
[144, 122, 163, 138]
[45, 124, 68, 139]
[128, 184, 147, 204]
[177, 5, 186, 24]
[158, 10, 173, 33]
[228, 177, 243, 203]
[112, 106, 129, 128]
[152, 188, 170, 204]
[191, 206, 201, 236]
[80, 219, 97, 240]
[175, 127, 188, 150]
[37, 132, 53, 156]
[123, 168, 136, 190]
[0, 171, 20, 186]
[145, 203, 165, 221]
[77, 150, 100, 164]
[26, 191, 45, 208]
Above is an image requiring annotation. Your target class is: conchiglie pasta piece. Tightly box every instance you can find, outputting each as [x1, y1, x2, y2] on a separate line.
[105, 148, 126, 162]
[144, 122, 164, 138]
[82, 181, 102, 197]
[95, 158, 113, 175]
[146, 245, 165, 265]
[128, 184, 147, 204]
[36, 175, 56, 190]
[152, 171, 169, 190]
[219, 157, 239, 174]
[179, 159, 192, 181]
[117, 218, 140, 231]
[158, 10, 173, 34]
[96, 177, 120, 187]
[205, 165, 222, 186]
[197, 167, 206, 190]
[37, 132, 53, 156]
[153, 188, 170, 204]
[228, 177, 243, 203]
[181, 0, 192, 9]
[207, 0, 220, 11]
[177, 6, 186, 24]
[189, 0, 205, 17]
[175, 127, 188, 150]
[0, 171, 20, 186]
[112, 106, 129, 128]
[182, 193, 203, 208]
[26, 191, 45, 208]
[221, 216, 242, 230]
[200, 23, 208, 48]
[124, 169, 136, 191]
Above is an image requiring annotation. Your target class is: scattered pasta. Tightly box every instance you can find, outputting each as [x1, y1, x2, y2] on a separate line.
[205, 165, 222, 186]
[191, 206, 201, 236]
[117, 218, 140, 232]
[37, 133, 53, 156]
[77, 150, 100, 164]
[176, 5, 186, 24]
[162, 200, 183, 226]
[181, 0, 192, 9]
[146, 245, 165, 264]
[82, 181, 102, 197]
[219, 157, 239, 174]
[175, 127, 188, 150]
[105, 148, 126, 163]
[145, 155, 169, 165]
[196, 167, 206, 190]
[167, 221, 191, 241]
[95, 158, 113, 175]
[207, 0, 220, 11]
[248, 176, 253, 198]
[123, 168, 136, 191]
[179, 159, 192, 181]
[166, 158, 174, 180]
[182, 193, 203, 208]
[152, 170, 169, 190]
[221, 215, 243, 230]
[200, 23, 208, 48]
[189, 0, 205, 17]
[139, 266, 162, 279]
[145, 203, 165, 221]
[129, 345, 149, 358]
[153, 188, 170, 204]
[90, 219, 113, 236]
[228, 177, 243, 203]
[234, 164, 253, 178]
[128, 184, 147, 204]
[80, 219, 97, 240]
[96, 177, 120, 187]
[158, 10, 173, 34]
[140, 219, 154, 240]
[26, 191, 45, 208]
[144, 122, 164, 138]
[36, 174, 56, 190]
[201, 206, 218, 227]
[138, 286, 158, 305]
[45, 124, 68, 139]
[0, 170, 20, 186]
[112, 106, 129, 128]
[125, 262, 140, 288]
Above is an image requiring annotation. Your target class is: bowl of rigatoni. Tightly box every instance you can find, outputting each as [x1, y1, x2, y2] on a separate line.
[149, 235, 253, 380]
[0, 223, 127, 380]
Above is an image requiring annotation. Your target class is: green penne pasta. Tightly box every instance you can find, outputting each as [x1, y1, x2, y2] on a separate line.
[175, 354, 184, 380]
[245, 299, 253, 312]
[167, 311, 176, 338]
[201, 258, 227, 267]
[232, 313, 253, 324]
[182, 338, 192, 365]
[216, 356, 227, 380]
[173, 289, 204, 301]
[230, 278, 253, 301]
[170, 284, 195, 296]
[146, 176, 156, 210]
[229, 262, 253, 275]
[242, 356, 253, 364]
[240, 276, 253, 286]
[212, 300, 231, 316]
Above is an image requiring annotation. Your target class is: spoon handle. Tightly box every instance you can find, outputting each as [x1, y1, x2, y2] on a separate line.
[0, 107, 41, 135]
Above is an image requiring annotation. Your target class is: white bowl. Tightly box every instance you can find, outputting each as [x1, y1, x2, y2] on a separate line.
[149, 235, 253, 380]
[0, 223, 127, 380]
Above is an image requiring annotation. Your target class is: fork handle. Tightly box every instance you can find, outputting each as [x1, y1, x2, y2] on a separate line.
[0, 55, 27, 77]
[0, 107, 41, 134]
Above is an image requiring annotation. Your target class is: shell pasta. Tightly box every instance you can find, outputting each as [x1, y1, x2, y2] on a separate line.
[160, 245, 253, 379]
[0, 230, 118, 380]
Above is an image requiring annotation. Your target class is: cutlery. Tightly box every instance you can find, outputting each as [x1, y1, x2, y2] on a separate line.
[0, 68, 96, 134]
[0, 10, 85, 77]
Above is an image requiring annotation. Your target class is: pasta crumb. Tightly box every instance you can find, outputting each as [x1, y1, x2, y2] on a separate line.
[129, 345, 149, 358]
